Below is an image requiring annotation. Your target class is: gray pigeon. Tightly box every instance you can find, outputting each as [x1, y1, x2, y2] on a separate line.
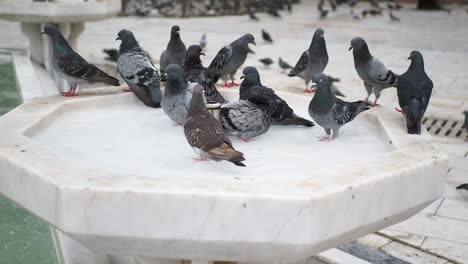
[184, 85, 246, 166]
[116, 29, 162, 108]
[241, 66, 314, 127]
[160, 25, 186, 81]
[221, 95, 271, 142]
[161, 64, 197, 124]
[278, 57, 293, 73]
[457, 183, 468, 191]
[396, 51, 433, 134]
[42, 24, 120, 97]
[184, 45, 225, 103]
[199, 33, 207, 50]
[262, 29, 273, 43]
[308, 73, 371, 140]
[288, 28, 328, 93]
[208, 34, 256, 88]
[349, 37, 398, 106]
[463, 111, 468, 133]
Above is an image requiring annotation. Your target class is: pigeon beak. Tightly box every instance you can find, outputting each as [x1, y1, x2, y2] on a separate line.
[349, 46, 353, 51]
[116, 36, 121, 41]
[41, 31, 45, 35]
[240, 75, 245, 80]
[200, 52, 206, 56]
[407, 56, 411, 60]
[252, 41, 256, 46]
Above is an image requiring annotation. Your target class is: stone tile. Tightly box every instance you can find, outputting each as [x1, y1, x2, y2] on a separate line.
[421, 238, 468, 264]
[421, 199, 444, 215]
[389, 213, 468, 244]
[443, 181, 468, 201]
[357, 234, 392, 248]
[317, 248, 371, 264]
[446, 168, 468, 184]
[378, 229, 426, 247]
[437, 199, 468, 221]
[380, 242, 447, 264]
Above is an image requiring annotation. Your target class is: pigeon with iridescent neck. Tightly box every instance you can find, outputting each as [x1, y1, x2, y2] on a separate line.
[288, 28, 328, 93]
[160, 25, 186, 81]
[350, 37, 398, 106]
[308, 73, 370, 141]
[42, 24, 120, 97]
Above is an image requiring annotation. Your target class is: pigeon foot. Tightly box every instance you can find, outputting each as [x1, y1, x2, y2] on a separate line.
[223, 81, 232, 88]
[61, 91, 77, 97]
[395, 107, 406, 116]
[363, 97, 369, 103]
[230, 81, 240, 87]
[172, 122, 183, 126]
[193, 156, 209, 162]
[123, 88, 133, 93]
[319, 136, 333, 142]
[303, 88, 313, 93]
[240, 137, 254, 143]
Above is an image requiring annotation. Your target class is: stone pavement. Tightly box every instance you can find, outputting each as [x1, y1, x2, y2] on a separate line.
[0, 0, 467, 263]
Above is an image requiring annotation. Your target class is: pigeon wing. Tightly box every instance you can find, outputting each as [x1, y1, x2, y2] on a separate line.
[290, 50, 309, 75]
[185, 114, 225, 152]
[118, 49, 159, 87]
[208, 46, 233, 71]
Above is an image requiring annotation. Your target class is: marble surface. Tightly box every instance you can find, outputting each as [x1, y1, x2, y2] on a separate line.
[0, 88, 447, 263]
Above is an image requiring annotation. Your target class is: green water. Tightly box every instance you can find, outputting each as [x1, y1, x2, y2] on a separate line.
[0, 53, 59, 264]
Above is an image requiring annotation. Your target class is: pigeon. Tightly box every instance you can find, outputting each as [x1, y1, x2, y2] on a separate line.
[318, 0, 329, 19]
[349, 37, 398, 106]
[457, 183, 468, 191]
[208, 34, 256, 88]
[241, 66, 314, 127]
[463, 111, 468, 132]
[267, 9, 282, 18]
[161, 64, 197, 124]
[362, 10, 368, 17]
[287, 0, 292, 12]
[116, 29, 162, 108]
[184, 45, 225, 104]
[199, 33, 207, 50]
[327, 75, 346, 97]
[160, 25, 187, 81]
[308, 73, 371, 140]
[259, 58, 274, 67]
[368, 9, 383, 16]
[396, 51, 433, 134]
[221, 98, 271, 141]
[41, 24, 120, 97]
[278, 57, 293, 72]
[288, 28, 329, 93]
[103, 48, 119, 62]
[184, 85, 246, 166]
[248, 10, 260, 21]
[262, 29, 273, 43]
[247, 46, 256, 55]
[389, 10, 401, 22]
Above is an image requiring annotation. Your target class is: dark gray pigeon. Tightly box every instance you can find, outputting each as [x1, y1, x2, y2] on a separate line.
[241, 66, 314, 127]
[103, 48, 119, 62]
[208, 34, 256, 88]
[350, 37, 398, 106]
[259, 58, 274, 67]
[160, 25, 186, 81]
[463, 111, 468, 133]
[42, 24, 120, 97]
[184, 45, 225, 104]
[308, 73, 371, 141]
[248, 10, 260, 21]
[199, 33, 207, 50]
[288, 28, 329, 93]
[396, 51, 433, 135]
[161, 64, 197, 124]
[389, 10, 401, 22]
[184, 85, 246, 166]
[116, 29, 162, 108]
[262, 29, 273, 43]
[278, 57, 293, 73]
[457, 183, 468, 191]
[221, 93, 271, 142]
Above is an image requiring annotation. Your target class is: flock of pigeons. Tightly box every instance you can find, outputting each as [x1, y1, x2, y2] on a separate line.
[41, 23, 433, 167]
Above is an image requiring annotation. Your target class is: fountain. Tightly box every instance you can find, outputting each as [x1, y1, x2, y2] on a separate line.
[0, 87, 447, 264]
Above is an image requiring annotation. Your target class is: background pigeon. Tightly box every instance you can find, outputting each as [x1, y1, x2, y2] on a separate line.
[389, 10, 401, 22]
[248, 10, 260, 21]
[350, 37, 398, 106]
[116, 29, 162, 108]
[396, 51, 433, 134]
[208, 34, 256, 88]
[327, 75, 346, 97]
[184, 45, 225, 103]
[161, 64, 197, 124]
[199, 33, 207, 50]
[103, 48, 119, 62]
[42, 24, 120, 97]
[241, 66, 314, 127]
[351, 9, 361, 20]
[184, 85, 246, 166]
[278, 57, 293, 72]
[457, 183, 468, 191]
[259, 58, 274, 67]
[288, 28, 329, 93]
[221, 97, 271, 141]
[463, 111, 468, 134]
[308, 73, 371, 140]
[160, 25, 187, 81]
[262, 29, 273, 43]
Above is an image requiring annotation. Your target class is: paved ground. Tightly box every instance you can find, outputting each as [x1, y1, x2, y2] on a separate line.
[1, 1, 468, 263]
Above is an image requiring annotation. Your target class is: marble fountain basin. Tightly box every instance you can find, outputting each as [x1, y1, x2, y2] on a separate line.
[0, 88, 447, 263]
